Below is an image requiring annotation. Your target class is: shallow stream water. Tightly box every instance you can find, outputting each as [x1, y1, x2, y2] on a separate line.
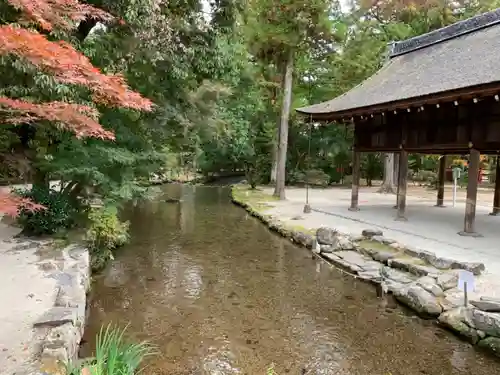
[83, 184, 499, 374]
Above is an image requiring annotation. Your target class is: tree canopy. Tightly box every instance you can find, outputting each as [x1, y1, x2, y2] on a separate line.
[0, 0, 498, 217]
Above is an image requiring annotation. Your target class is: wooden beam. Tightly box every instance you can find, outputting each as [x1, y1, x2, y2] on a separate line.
[459, 148, 482, 236]
[395, 149, 408, 221]
[349, 150, 361, 211]
[435, 155, 446, 207]
[490, 155, 500, 216]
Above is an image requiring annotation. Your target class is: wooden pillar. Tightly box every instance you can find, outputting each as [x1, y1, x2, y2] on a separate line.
[396, 149, 408, 221]
[459, 149, 481, 236]
[435, 155, 446, 207]
[490, 156, 500, 216]
[349, 150, 361, 211]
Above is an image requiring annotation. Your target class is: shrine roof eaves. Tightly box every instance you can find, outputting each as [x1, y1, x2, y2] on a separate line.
[297, 8, 500, 120]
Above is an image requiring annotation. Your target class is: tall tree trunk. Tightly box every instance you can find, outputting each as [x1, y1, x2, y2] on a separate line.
[273, 50, 294, 200]
[270, 122, 279, 184]
[378, 152, 396, 193]
[270, 64, 285, 185]
[393, 152, 400, 184]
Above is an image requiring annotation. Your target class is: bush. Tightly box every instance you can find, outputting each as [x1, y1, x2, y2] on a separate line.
[85, 205, 129, 270]
[304, 169, 330, 187]
[287, 169, 330, 187]
[15, 186, 78, 235]
[287, 169, 306, 185]
[412, 170, 437, 185]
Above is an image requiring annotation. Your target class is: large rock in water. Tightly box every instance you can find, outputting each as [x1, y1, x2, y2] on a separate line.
[416, 276, 444, 297]
[438, 307, 481, 344]
[394, 284, 443, 317]
[467, 309, 500, 337]
[478, 337, 500, 358]
[316, 228, 339, 246]
[381, 266, 415, 284]
[338, 236, 354, 250]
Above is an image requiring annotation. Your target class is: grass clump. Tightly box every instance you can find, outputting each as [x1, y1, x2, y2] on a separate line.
[231, 185, 279, 213]
[267, 363, 278, 375]
[358, 239, 397, 253]
[66, 324, 156, 375]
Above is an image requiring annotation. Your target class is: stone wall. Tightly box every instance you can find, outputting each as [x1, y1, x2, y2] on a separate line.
[230, 187, 500, 359]
[34, 243, 90, 374]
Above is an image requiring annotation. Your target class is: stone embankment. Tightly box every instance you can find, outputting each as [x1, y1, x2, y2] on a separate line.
[35, 242, 90, 374]
[1, 235, 90, 375]
[231, 186, 500, 358]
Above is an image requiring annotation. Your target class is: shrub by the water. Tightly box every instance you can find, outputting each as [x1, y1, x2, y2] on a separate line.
[15, 186, 78, 235]
[66, 324, 155, 375]
[85, 205, 130, 270]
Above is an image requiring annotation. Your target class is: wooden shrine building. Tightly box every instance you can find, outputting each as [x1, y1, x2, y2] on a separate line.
[297, 9, 500, 236]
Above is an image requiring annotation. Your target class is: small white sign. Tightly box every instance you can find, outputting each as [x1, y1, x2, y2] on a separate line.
[457, 270, 475, 293]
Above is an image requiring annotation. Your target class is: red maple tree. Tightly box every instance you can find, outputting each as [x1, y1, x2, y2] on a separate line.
[0, 0, 153, 216]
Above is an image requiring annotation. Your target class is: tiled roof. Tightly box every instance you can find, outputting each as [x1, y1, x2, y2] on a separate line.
[297, 9, 500, 118]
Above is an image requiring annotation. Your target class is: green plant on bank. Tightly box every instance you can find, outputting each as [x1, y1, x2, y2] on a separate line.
[14, 186, 79, 236]
[266, 363, 277, 375]
[66, 324, 155, 375]
[231, 185, 280, 212]
[85, 206, 130, 271]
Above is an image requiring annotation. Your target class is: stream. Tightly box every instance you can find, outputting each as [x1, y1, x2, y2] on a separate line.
[83, 184, 499, 374]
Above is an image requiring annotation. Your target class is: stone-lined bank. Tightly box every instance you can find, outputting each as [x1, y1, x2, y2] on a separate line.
[230, 186, 500, 359]
[36, 243, 90, 374]
[4, 236, 91, 375]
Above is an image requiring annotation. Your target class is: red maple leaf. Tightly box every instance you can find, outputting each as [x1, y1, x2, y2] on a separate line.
[0, 26, 154, 111]
[0, 0, 155, 216]
[6, 0, 113, 31]
[0, 191, 45, 217]
[0, 97, 115, 140]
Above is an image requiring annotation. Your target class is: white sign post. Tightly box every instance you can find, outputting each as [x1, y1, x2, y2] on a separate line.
[457, 270, 475, 306]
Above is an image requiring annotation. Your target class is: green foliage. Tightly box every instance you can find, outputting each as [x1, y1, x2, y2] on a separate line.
[85, 205, 130, 270]
[4, 0, 500, 224]
[412, 170, 438, 187]
[66, 324, 155, 375]
[287, 169, 330, 187]
[267, 363, 277, 375]
[362, 153, 383, 186]
[15, 187, 78, 235]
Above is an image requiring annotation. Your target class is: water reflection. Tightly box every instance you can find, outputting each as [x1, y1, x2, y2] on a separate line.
[103, 259, 129, 288]
[84, 185, 500, 374]
[183, 265, 203, 300]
